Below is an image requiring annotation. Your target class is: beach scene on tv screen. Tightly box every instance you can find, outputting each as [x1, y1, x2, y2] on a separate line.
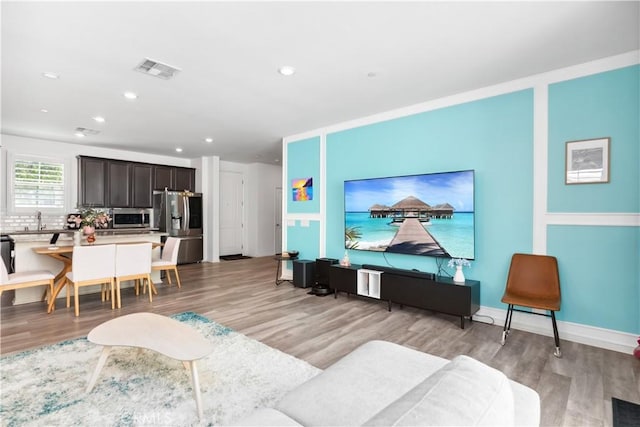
[344, 170, 475, 259]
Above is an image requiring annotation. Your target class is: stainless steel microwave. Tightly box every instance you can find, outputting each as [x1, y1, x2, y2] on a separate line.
[112, 208, 151, 228]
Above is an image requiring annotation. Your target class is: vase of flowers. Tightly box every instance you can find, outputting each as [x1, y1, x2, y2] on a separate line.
[448, 258, 471, 283]
[75, 208, 111, 244]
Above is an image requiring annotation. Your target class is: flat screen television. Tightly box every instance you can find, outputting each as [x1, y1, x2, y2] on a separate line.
[344, 170, 475, 260]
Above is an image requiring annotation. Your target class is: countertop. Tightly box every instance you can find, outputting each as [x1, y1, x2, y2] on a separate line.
[2, 228, 163, 236]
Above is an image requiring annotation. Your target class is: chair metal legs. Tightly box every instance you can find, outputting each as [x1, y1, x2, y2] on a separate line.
[550, 311, 562, 358]
[501, 304, 562, 358]
[501, 304, 514, 346]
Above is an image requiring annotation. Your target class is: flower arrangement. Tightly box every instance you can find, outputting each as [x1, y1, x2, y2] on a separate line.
[447, 258, 471, 268]
[75, 208, 111, 231]
[448, 258, 471, 283]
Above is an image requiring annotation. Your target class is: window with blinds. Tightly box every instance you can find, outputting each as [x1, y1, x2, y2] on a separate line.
[13, 157, 65, 209]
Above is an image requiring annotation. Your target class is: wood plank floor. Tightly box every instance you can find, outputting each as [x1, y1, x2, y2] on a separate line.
[2, 256, 639, 426]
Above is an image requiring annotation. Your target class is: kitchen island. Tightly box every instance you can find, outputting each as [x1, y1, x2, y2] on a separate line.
[2, 229, 167, 306]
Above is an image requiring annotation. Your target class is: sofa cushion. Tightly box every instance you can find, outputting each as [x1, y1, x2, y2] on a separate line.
[510, 379, 541, 427]
[364, 355, 515, 426]
[229, 408, 302, 426]
[275, 340, 449, 426]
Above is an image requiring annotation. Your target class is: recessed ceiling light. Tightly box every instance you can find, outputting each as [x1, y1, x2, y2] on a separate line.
[74, 132, 86, 138]
[40, 109, 48, 113]
[93, 116, 106, 123]
[204, 138, 213, 143]
[123, 91, 138, 100]
[42, 72, 59, 79]
[175, 148, 183, 153]
[278, 66, 296, 76]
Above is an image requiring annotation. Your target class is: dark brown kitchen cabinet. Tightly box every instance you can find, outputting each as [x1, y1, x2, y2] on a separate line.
[174, 167, 195, 192]
[78, 157, 107, 207]
[131, 163, 153, 207]
[107, 160, 131, 207]
[153, 165, 174, 191]
[79, 156, 196, 208]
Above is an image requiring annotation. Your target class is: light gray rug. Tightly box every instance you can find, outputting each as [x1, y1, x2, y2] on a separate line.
[0, 312, 320, 426]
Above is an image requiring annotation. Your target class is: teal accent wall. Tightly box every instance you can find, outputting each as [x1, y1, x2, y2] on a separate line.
[548, 65, 640, 213]
[286, 220, 321, 260]
[547, 225, 639, 333]
[545, 65, 640, 334]
[287, 137, 321, 214]
[326, 90, 535, 310]
[286, 64, 639, 335]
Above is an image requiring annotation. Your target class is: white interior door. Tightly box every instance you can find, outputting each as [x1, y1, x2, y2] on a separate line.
[219, 171, 244, 255]
[275, 187, 282, 254]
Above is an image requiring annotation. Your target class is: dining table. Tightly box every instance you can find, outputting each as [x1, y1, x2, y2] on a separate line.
[32, 241, 162, 313]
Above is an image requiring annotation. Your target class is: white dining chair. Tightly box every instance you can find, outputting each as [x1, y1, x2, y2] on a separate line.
[115, 242, 153, 306]
[65, 244, 116, 317]
[0, 261, 55, 309]
[151, 237, 182, 288]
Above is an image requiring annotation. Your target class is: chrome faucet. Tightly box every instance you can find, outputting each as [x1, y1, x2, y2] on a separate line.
[36, 211, 42, 231]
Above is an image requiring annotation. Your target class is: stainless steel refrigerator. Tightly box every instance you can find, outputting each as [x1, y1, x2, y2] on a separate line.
[153, 189, 203, 264]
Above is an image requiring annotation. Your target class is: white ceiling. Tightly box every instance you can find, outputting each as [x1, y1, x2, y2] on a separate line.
[2, 1, 638, 165]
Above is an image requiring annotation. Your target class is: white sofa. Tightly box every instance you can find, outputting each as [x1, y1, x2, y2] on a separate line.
[234, 340, 540, 426]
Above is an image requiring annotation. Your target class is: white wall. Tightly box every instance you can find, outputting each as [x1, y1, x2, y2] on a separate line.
[0, 133, 192, 212]
[219, 160, 282, 258]
[1, 134, 282, 263]
[245, 162, 282, 257]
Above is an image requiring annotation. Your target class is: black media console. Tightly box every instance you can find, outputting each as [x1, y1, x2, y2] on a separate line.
[328, 263, 480, 329]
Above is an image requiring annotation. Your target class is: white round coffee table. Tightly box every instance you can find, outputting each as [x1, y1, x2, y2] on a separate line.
[86, 312, 214, 419]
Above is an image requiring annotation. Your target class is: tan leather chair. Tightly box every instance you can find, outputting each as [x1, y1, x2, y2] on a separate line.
[65, 244, 116, 316]
[0, 261, 54, 309]
[151, 237, 182, 288]
[501, 253, 562, 358]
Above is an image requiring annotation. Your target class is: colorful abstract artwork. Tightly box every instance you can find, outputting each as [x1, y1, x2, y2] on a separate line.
[292, 177, 313, 201]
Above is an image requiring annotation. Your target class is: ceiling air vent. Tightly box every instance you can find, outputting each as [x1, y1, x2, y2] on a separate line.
[75, 127, 100, 135]
[134, 58, 181, 80]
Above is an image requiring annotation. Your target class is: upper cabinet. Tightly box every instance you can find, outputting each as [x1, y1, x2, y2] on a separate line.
[153, 165, 174, 191]
[132, 163, 153, 207]
[79, 157, 108, 207]
[107, 160, 131, 207]
[174, 167, 195, 192]
[78, 156, 195, 208]
[153, 165, 195, 192]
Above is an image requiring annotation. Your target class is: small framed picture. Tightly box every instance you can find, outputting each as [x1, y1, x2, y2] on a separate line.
[565, 137, 610, 184]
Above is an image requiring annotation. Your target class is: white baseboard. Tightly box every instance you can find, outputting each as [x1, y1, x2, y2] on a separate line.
[474, 306, 637, 355]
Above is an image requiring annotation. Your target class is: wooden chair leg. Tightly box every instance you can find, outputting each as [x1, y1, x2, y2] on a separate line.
[116, 279, 122, 309]
[66, 280, 72, 308]
[48, 280, 54, 309]
[147, 277, 153, 303]
[173, 267, 182, 288]
[147, 275, 157, 295]
[110, 280, 116, 310]
[74, 283, 80, 317]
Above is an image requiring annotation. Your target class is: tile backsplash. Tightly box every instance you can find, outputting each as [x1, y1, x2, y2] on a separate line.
[0, 214, 66, 232]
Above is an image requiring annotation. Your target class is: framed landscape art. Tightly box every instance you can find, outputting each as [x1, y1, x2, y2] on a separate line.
[565, 137, 610, 184]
